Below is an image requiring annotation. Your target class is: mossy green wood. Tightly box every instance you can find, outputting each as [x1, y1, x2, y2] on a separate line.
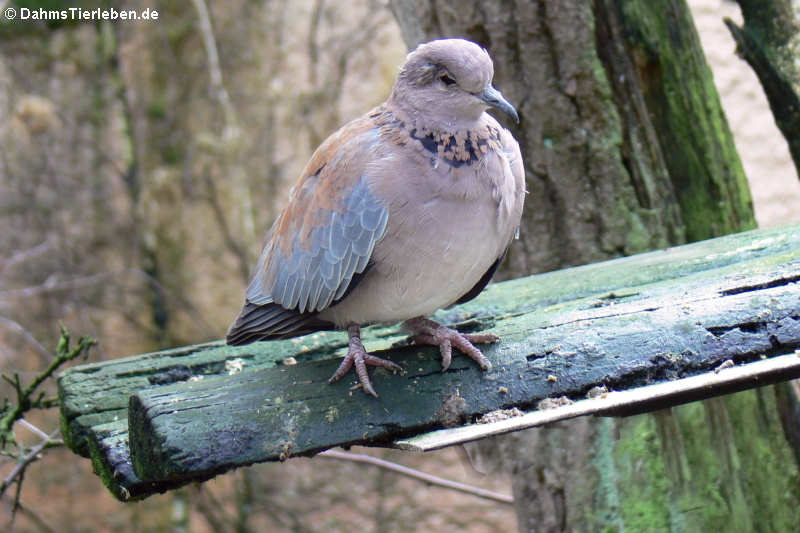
[57, 223, 800, 500]
[614, 0, 756, 241]
[58, 334, 351, 457]
[608, 390, 800, 531]
[83, 419, 206, 501]
[128, 276, 799, 482]
[127, 223, 799, 479]
[385, 2, 776, 529]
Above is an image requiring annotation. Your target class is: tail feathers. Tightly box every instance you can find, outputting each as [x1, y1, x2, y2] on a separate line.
[226, 301, 333, 345]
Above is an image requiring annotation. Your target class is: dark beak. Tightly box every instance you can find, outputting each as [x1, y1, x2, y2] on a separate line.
[479, 85, 519, 123]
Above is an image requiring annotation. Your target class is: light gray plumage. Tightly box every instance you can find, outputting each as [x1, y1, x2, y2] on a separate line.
[227, 38, 525, 397]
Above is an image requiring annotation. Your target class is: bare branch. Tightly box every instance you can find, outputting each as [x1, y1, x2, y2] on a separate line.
[193, 484, 234, 533]
[0, 239, 54, 276]
[13, 500, 57, 533]
[317, 449, 514, 505]
[0, 269, 218, 337]
[724, 13, 800, 178]
[307, 0, 326, 87]
[132, 268, 220, 336]
[190, 0, 237, 131]
[0, 429, 60, 499]
[191, 0, 259, 283]
[0, 326, 95, 447]
[0, 271, 118, 301]
[201, 173, 252, 283]
[16, 420, 48, 441]
[0, 316, 52, 361]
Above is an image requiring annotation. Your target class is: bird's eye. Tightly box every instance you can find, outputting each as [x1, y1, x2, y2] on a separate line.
[439, 73, 456, 86]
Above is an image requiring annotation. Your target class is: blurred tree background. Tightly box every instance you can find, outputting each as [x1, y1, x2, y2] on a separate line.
[1, 0, 798, 532]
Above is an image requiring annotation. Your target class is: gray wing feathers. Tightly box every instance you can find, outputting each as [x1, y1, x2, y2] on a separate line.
[245, 176, 388, 315]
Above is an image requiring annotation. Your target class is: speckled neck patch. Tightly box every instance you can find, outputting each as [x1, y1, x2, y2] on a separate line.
[371, 107, 503, 169]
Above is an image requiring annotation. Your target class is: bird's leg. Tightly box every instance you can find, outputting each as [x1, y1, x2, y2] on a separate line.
[328, 324, 402, 397]
[404, 317, 497, 372]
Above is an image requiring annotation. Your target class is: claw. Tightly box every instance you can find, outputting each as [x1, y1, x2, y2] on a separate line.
[329, 324, 402, 397]
[406, 317, 497, 371]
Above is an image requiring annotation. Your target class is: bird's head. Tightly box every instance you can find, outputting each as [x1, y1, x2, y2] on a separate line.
[389, 38, 518, 129]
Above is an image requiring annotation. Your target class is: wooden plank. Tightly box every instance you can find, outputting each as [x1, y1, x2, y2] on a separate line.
[58, 336, 354, 457]
[126, 228, 800, 482]
[83, 420, 208, 501]
[395, 350, 800, 451]
[58, 223, 800, 457]
[56, 223, 800, 498]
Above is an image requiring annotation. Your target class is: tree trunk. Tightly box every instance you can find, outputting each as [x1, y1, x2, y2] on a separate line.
[725, 0, 800, 177]
[388, 1, 800, 531]
[389, 0, 754, 276]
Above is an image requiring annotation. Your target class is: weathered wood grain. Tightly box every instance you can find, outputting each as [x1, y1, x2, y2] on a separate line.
[58, 334, 352, 457]
[395, 351, 800, 451]
[57, 223, 800, 499]
[84, 419, 210, 500]
[127, 224, 800, 482]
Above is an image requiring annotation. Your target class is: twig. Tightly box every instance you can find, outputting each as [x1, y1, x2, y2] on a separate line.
[193, 484, 234, 533]
[0, 271, 118, 301]
[1, 429, 60, 499]
[13, 500, 57, 533]
[307, 0, 325, 88]
[0, 316, 52, 362]
[0, 239, 54, 275]
[191, 0, 259, 281]
[317, 449, 514, 505]
[190, 0, 237, 130]
[202, 173, 252, 283]
[0, 326, 95, 445]
[10, 466, 23, 533]
[724, 16, 800, 177]
[16, 420, 48, 441]
[0, 270, 217, 337]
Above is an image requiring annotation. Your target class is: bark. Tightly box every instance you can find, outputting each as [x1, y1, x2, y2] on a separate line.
[389, 0, 754, 276]
[386, 1, 800, 532]
[725, 0, 800, 177]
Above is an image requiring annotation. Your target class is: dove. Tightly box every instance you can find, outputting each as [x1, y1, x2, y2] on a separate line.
[227, 38, 525, 397]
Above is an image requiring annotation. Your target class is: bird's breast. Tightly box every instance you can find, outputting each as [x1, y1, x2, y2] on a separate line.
[318, 140, 521, 326]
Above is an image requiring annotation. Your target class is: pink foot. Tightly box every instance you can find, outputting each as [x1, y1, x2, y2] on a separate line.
[329, 324, 402, 397]
[404, 317, 497, 372]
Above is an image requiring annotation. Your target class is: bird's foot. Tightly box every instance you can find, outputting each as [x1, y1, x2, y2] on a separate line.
[329, 324, 402, 397]
[404, 317, 497, 372]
